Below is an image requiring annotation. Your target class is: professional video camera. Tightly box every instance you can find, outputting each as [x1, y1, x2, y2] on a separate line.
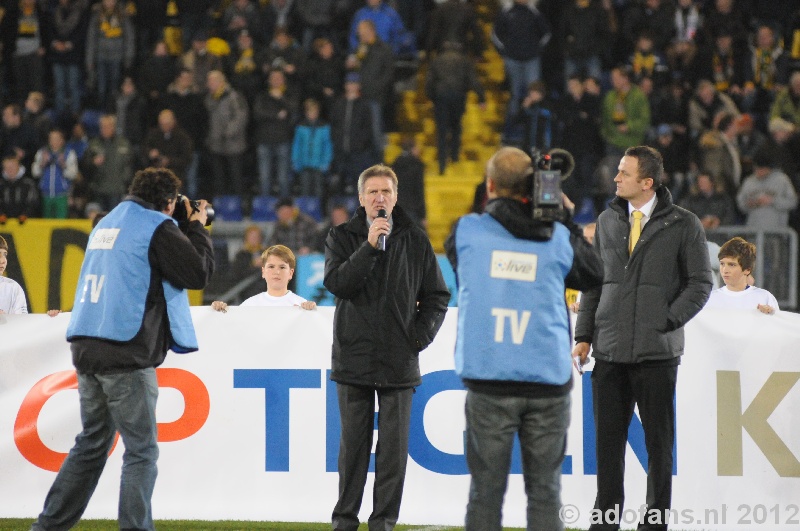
[528, 147, 575, 223]
[172, 195, 215, 226]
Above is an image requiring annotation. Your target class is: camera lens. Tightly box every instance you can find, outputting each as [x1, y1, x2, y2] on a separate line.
[172, 195, 214, 226]
[203, 204, 215, 226]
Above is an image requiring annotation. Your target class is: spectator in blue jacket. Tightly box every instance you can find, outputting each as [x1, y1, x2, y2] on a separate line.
[348, 0, 412, 56]
[32, 128, 78, 218]
[292, 98, 333, 198]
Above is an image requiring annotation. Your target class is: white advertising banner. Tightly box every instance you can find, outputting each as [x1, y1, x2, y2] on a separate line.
[1, 307, 799, 529]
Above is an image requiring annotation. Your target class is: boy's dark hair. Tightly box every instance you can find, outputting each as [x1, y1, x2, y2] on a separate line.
[276, 196, 295, 209]
[0, 235, 7, 251]
[637, 30, 654, 43]
[128, 167, 182, 212]
[262, 244, 296, 269]
[718, 237, 756, 273]
[527, 80, 546, 95]
[752, 148, 774, 169]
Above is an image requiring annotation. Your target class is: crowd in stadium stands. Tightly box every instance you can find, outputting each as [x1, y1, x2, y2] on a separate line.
[1, 0, 800, 241]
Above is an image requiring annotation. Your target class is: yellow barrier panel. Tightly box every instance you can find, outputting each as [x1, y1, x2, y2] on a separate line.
[1, 219, 91, 313]
[0, 218, 203, 313]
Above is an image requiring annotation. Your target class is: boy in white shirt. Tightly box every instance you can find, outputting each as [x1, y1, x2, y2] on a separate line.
[212, 244, 316, 311]
[705, 236, 778, 314]
[0, 235, 28, 314]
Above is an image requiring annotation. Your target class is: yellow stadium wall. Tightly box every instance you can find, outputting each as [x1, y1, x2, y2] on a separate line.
[0, 219, 203, 313]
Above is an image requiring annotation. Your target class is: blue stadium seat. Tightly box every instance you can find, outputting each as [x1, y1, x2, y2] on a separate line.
[295, 196, 322, 222]
[250, 195, 279, 222]
[573, 197, 595, 225]
[212, 195, 244, 222]
[327, 195, 359, 217]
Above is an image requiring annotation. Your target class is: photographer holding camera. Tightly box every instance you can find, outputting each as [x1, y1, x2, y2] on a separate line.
[445, 146, 602, 530]
[31, 168, 215, 531]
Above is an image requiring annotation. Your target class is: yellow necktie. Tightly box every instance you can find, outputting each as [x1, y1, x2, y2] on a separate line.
[629, 210, 643, 254]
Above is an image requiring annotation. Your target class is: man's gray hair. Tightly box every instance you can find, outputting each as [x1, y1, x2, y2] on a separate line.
[357, 164, 399, 195]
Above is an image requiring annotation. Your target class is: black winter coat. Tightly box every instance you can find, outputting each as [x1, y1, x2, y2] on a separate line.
[159, 88, 208, 147]
[330, 96, 374, 155]
[324, 205, 450, 388]
[357, 40, 394, 102]
[252, 91, 297, 145]
[575, 187, 712, 363]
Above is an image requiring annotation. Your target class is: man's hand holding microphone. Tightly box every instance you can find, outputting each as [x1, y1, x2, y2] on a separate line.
[369, 208, 389, 251]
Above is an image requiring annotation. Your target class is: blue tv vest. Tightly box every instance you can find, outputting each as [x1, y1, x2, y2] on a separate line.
[67, 200, 198, 353]
[454, 213, 574, 385]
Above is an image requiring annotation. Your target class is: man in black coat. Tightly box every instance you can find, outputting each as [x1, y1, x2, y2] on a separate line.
[392, 136, 426, 227]
[159, 69, 208, 197]
[0, 154, 39, 221]
[574, 146, 712, 531]
[329, 73, 378, 193]
[324, 164, 450, 531]
[348, 20, 393, 154]
[0, 103, 39, 174]
[425, 0, 484, 57]
[425, 40, 484, 175]
[141, 109, 193, 183]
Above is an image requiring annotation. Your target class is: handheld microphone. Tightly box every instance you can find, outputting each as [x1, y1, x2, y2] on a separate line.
[377, 208, 387, 251]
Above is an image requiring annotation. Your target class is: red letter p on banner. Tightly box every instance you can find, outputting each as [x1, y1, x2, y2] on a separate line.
[14, 368, 210, 472]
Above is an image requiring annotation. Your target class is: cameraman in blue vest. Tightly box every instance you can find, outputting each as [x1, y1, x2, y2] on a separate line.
[31, 168, 215, 531]
[445, 146, 603, 530]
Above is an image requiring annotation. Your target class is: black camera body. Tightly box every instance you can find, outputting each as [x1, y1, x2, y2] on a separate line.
[172, 194, 215, 226]
[529, 148, 575, 223]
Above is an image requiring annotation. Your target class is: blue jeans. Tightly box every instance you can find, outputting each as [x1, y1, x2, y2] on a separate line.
[12, 51, 44, 100]
[256, 142, 291, 197]
[564, 56, 602, 85]
[366, 99, 385, 154]
[53, 63, 84, 116]
[296, 168, 325, 198]
[464, 390, 570, 531]
[96, 59, 122, 110]
[184, 151, 200, 198]
[503, 57, 541, 119]
[211, 153, 245, 196]
[32, 367, 160, 531]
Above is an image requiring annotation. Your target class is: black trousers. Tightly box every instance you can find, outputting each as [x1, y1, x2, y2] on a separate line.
[210, 152, 244, 197]
[332, 383, 413, 531]
[432, 93, 466, 174]
[590, 360, 678, 531]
